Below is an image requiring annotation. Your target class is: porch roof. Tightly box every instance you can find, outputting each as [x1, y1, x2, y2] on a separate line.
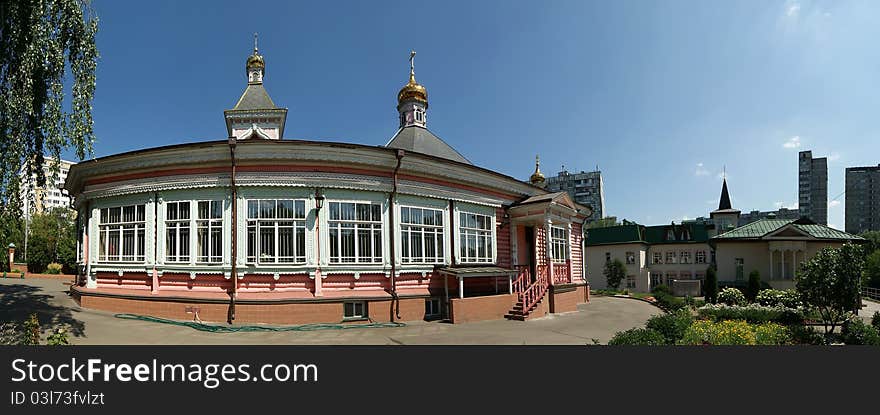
[436, 266, 519, 277]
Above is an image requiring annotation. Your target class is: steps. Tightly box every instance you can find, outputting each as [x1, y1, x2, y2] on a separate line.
[504, 296, 545, 321]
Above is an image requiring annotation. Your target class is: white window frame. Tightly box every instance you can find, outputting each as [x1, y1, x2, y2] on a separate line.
[196, 200, 224, 264]
[653, 252, 663, 264]
[626, 275, 636, 289]
[328, 200, 383, 264]
[425, 297, 441, 318]
[400, 206, 445, 264]
[247, 199, 308, 265]
[625, 251, 636, 265]
[98, 204, 146, 263]
[665, 251, 677, 264]
[343, 301, 367, 320]
[458, 210, 494, 264]
[550, 226, 569, 263]
[695, 250, 706, 264]
[164, 201, 191, 263]
[680, 250, 691, 264]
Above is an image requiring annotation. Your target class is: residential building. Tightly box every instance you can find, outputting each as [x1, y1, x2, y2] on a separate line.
[20, 157, 75, 215]
[545, 168, 605, 222]
[64, 46, 592, 325]
[845, 164, 880, 234]
[738, 208, 801, 225]
[799, 150, 828, 225]
[584, 222, 713, 295]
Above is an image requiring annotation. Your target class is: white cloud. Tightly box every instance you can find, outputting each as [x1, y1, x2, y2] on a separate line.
[828, 153, 841, 162]
[786, 2, 801, 17]
[783, 136, 801, 149]
[829, 200, 841, 208]
[695, 162, 710, 176]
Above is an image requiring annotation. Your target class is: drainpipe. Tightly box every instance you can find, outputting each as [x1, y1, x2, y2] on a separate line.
[389, 149, 404, 321]
[83, 200, 91, 288]
[228, 136, 238, 323]
[152, 192, 159, 294]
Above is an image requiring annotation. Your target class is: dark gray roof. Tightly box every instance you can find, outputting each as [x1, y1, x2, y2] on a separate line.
[232, 84, 277, 110]
[386, 126, 471, 164]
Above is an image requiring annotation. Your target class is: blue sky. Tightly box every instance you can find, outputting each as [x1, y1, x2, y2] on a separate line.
[76, 0, 880, 230]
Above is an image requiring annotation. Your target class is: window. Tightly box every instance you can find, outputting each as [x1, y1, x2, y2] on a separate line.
[165, 201, 190, 263]
[680, 271, 692, 280]
[650, 272, 663, 288]
[329, 201, 383, 264]
[680, 251, 691, 264]
[425, 298, 441, 318]
[605, 252, 611, 263]
[625, 251, 635, 265]
[665, 272, 677, 285]
[197, 201, 223, 263]
[247, 199, 307, 264]
[695, 250, 706, 264]
[653, 252, 663, 264]
[735, 258, 744, 281]
[665, 251, 677, 264]
[551, 226, 568, 263]
[400, 206, 444, 263]
[695, 272, 705, 280]
[99, 204, 146, 262]
[459, 211, 493, 263]
[626, 275, 636, 289]
[343, 301, 367, 319]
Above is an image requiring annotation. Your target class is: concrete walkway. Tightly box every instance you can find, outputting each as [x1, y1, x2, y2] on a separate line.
[0, 278, 660, 345]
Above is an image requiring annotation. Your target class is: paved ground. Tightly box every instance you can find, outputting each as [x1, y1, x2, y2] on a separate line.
[858, 297, 880, 323]
[0, 278, 660, 345]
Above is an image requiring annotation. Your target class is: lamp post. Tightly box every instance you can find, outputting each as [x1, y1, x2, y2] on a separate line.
[8, 243, 15, 273]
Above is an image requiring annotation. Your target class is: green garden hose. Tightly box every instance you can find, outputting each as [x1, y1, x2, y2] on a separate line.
[114, 313, 405, 333]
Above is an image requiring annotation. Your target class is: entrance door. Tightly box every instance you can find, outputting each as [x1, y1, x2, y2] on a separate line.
[525, 226, 536, 283]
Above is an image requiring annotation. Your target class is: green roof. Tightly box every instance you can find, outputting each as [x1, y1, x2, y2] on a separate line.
[585, 223, 712, 246]
[584, 224, 644, 245]
[712, 219, 864, 241]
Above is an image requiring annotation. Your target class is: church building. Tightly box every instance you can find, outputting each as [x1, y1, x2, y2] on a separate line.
[65, 44, 591, 325]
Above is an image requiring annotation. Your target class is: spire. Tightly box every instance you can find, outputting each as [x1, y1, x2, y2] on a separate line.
[397, 50, 428, 128]
[530, 154, 546, 188]
[718, 177, 732, 210]
[246, 32, 265, 84]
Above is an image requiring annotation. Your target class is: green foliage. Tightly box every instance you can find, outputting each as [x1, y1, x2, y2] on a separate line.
[645, 309, 693, 344]
[46, 262, 63, 274]
[840, 318, 880, 346]
[603, 258, 626, 290]
[0, 211, 24, 272]
[864, 250, 880, 289]
[860, 231, 880, 256]
[755, 289, 802, 309]
[0, 0, 98, 205]
[46, 327, 69, 346]
[705, 266, 718, 304]
[653, 292, 687, 312]
[607, 328, 665, 345]
[679, 320, 791, 345]
[22, 313, 40, 345]
[651, 284, 672, 296]
[747, 270, 761, 302]
[789, 325, 824, 345]
[26, 208, 76, 273]
[717, 287, 746, 306]
[796, 243, 865, 340]
[586, 217, 619, 229]
[872, 311, 880, 331]
[697, 303, 804, 325]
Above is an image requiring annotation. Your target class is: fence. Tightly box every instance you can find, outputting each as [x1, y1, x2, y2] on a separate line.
[863, 286, 880, 302]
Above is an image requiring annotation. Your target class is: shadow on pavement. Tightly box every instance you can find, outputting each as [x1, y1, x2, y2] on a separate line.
[0, 283, 85, 337]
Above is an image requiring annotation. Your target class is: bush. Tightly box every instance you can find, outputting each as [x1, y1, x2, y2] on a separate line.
[747, 271, 761, 302]
[717, 287, 746, 306]
[789, 325, 824, 345]
[840, 318, 880, 346]
[679, 320, 791, 345]
[46, 262, 63, 274]
[754, 322, 793, 345]
[697, 303, 804, 325]
[46, 328, 69, 346]
[651, 284, 672, 296]
[653, 292, 687, 312]
[756, 289, 802, 309]
[705, 267, 718, 304]
[645, 309, 693, 344]
[872, 311, 880, 331]
[607, 328, 666, 345]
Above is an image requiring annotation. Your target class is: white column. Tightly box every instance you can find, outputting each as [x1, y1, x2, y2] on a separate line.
[458, 276, 464, 299]
[546, 218, 554, 283]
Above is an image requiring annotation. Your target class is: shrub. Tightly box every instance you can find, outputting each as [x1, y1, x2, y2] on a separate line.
[46, 262, 63, 274]
[653, 292, 687, 312]
[872, 311, 880, 331]
[651, 284, 672, 296]
[717, 287, 746, 306]
[697, 303, 804, 325]
[607, 328, 666, 345]
[747, 271, 761, 302]
[46, 328, 69, 346]
[789, 325, 824, 345]
[680, 320, 756, 345]
[645, 309, 693, 344]
[840, 318, 880, 346]
[705, 267, 718, 304]
[754, 322, 793, 345]
[22, 313, 40, 345]
[756, 289, 802, 309]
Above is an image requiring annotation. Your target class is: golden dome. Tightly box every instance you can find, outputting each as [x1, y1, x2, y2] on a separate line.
[247, 52, 264, 69]
[530, 155, 546, 187]
[398, 72, 427, 105]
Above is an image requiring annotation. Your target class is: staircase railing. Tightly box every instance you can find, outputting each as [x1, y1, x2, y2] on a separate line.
[521, 265, 550, 315]
[512, 265, 530, 294]
[552, 260, 572, 285]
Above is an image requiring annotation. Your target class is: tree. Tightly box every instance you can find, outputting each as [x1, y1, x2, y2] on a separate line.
[747, 270, 761, 302]
[586, 216, 619, 229]
[705, 266, 718, 303]
[603, 258, 626, 290]
[0, 206, 23, 271]
[0, 1, 98, 205]
[860, 231, 880, 255]
[26, 207, 76, 273]
[865, 250, 880, 289]
[795, 244, 865, 342]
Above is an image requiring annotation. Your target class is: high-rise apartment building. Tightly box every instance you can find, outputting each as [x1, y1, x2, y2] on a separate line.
[845, 164, 880, 234]
[545, 168, 605, 221]
[20, 157, 75, 216]
[798, 150, 827, 225]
